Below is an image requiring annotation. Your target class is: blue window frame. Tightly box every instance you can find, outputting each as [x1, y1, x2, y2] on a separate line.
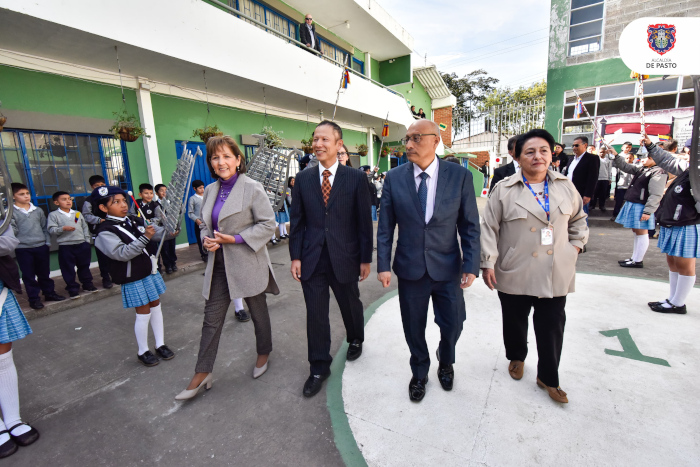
[233, 0, 297, 43]
[0, 129, 133, 216]
[352, 57, 364, 75]
[318, 37, 350, 65]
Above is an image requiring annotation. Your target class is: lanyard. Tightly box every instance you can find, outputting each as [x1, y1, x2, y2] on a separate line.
[523, 176, 550, 222]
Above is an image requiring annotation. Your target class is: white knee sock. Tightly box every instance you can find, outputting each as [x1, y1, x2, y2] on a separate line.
[0, 351, 29, 437]
[667, 271, 679, 302]
[669, 274, 695, 307]
[233, 298, 244, 312]
[149, 304, 165, 348]
[134, 313, 151, 356]
[632, 234, 649, 262]
[279, 223, 287, 236]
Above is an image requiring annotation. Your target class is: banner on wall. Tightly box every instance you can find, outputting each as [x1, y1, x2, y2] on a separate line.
[594, 108, 694, 147]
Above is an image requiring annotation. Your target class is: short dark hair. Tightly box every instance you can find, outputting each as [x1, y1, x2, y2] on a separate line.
[622, 141, 633, 147]
[192, 180, 205, 189]
[205, 135, 247, 179]
[666, 139, 678, 152]
[154, 184, 166, 193]
[507, 135, 519, 151]
[315, 120, 343, 141]
[11, 183, 28, 195]
[554, 142, 563, 148]
[514, 129, 555, 159]
[52, 191, 70, 201]
[92, 194, 126, 219]
[88, 175, 106, 186]
[443, 156, 461, 164]
[139, 183, 153, 193]
[574, 135, 589, 146]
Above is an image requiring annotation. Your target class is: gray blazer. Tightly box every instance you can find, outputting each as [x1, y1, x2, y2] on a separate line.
[201, 175, 280, 300]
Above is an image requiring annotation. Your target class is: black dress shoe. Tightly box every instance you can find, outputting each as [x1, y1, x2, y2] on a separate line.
[620, 260, 643, 268]
[0, 433, 17, 458]
[44, 293, 66, 302]
[29, 300, 44, 310]
[155, 345, 175, 360]
[201, 255, 208, 262]
[235, 310, 250, 322]
[346, 340, 362, 361]
[165, 268, 173, 274]
[650, 302, 687, 314]
[102, 280, 114, 289]
[172, 265, 178, 272]
[648, 299, 668, 308]
[409, 376, 428, 402]
[618, 258, 632, 264]
[137, 351, 159, 367]
[83, 284, 97, 292]
[437, 364, 454, 391]
[303, 371, 331, 398]
[8, 423, 39, 447]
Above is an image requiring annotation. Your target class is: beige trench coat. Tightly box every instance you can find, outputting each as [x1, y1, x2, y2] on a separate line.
[201, 175, 280, 300]
[480, 169, 589, 298]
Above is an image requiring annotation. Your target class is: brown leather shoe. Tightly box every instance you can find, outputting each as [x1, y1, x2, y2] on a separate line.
[536, 377, 568, 403]
[508, 360, 524, 380]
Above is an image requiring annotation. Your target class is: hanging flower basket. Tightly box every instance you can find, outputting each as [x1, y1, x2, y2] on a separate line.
[301, 138, 314, 155]
[381, 147, 389, 157]
[0, 116, 6, 132]
[357, 144, 368, 157]
[192, 125, 223, 144]
[261, 126, 284, 149]
[109, 110, 147, 142]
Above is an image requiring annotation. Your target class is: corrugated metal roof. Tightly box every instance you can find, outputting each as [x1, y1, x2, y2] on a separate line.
[413, 65, 452, 100]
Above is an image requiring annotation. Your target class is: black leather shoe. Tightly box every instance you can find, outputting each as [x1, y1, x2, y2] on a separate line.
[8, 423, 39, 447]
[650, 303, 687, 314]
[235, 310, 250, 322]
[618, 258, 632, 264]
[346, 340, 362, 361]
[437, 364, 454, 391]
[29, 300, 44, 310]
[155, 345, 175, 360]
[620, 260, 643, 268]
[44, 293, 66, 302]
[165, 268, 173, 274]
[137, 351, 159, 367]
[102, 280, 114, 289]
[409, 376, 428, 402]
[201, 255, 208, 262]
[0, 433, 17, 458]
[648, 299, 668, 308]
[83, 284, 97, 292]
[172, 265, 178, 272]
[303, 371, 330, 398]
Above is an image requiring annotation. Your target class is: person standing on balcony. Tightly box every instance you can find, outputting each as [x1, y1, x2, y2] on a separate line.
[300, 14, 322, 55]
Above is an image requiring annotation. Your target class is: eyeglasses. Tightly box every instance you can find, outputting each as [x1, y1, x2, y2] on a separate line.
[571, 144, 581, 147]
[402, 133, 437, 145]
[305, 17, 313, 21]
[338, 152, 347, 156]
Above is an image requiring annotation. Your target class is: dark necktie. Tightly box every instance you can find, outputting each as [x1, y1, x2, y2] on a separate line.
[418, 172, 428, 217]
[322, 170, 332, 206]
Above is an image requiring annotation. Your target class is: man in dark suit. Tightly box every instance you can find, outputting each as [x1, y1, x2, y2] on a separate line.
[289, 120, 373, 398]
[299, 14, 322, 55]
[377, 120, 480, 402]
[488, 136, 519, 195]
[562, 135, 599, 228]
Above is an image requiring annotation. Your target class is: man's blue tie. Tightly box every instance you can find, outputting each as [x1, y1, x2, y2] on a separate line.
[418, 172, 428, 218]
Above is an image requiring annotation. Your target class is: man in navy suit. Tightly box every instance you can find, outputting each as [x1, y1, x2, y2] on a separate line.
[377, 120, 480, 402]
[289, 120, 373, 398]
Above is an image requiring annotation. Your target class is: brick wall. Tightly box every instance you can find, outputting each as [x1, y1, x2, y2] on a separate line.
[433, 106, 453, 147]
[470, 150, 490, 167]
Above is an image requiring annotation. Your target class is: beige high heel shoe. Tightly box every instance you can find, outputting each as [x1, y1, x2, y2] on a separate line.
[175, 374, 213, 400]
[253, 356, 269, 379]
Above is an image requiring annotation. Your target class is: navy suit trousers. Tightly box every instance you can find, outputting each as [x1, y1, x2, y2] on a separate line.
[15, 245, 55, 301]
[58, 242, 94, 294]
[397, 273, 465, 379]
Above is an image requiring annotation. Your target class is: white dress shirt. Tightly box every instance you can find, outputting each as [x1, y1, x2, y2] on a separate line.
[319, 159, 340, 187]
[57, 208, 76, 218]
[14, 203, 37, 215]
[306, 24, 316, 49]
[567, 154, 584, 181]
[413, 156, 439, 223]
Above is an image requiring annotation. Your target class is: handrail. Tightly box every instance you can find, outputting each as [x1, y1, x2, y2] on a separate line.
[206, 0, 406, 102]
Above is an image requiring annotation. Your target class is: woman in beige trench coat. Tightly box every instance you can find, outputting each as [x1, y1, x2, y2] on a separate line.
[480, 129, 588, 404]
[176, 136, 279, 401]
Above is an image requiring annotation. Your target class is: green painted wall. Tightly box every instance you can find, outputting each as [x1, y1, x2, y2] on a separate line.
[378, 55, 411, 86]
[370, 58, 380, 82]
[391, 77, 431, 116]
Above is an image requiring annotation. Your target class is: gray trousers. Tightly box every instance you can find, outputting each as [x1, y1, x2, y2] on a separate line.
[195, 250, 273, 373]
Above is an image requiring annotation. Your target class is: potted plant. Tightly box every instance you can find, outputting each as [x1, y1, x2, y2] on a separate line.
[261, 126, 284, 148]
[109, 110, 147, 142]
[192, 124, 223, 143]
[395, 144, 406, 156]
[380, 146, 389, 157]
[357, 144, 368, 156]
[301, 137, 314, 154]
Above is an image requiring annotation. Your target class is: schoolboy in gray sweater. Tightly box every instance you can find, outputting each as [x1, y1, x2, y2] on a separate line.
[10, 183, 65, 309]
[187, 180, 207, 261]
[47, 191, 96, 297]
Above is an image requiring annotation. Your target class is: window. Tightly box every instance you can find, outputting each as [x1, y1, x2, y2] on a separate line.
[233, 0, 297, 43]
[568, 0, 604, 56]
[352, 58, 364, 75]
[318, 37, 349, 66]
[0, 129, 132, 215]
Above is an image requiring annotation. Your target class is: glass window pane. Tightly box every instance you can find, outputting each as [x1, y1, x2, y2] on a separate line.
[644, 78, 678, 94]
[569, 20, 603, 41]
[569, 37, 601, 56]
[599, 83, 636, 100]
[563, 121, 594, 134]
[571, 3, 604, 25]
[596, 98, 635, 116]
[679, 91, 694, 108]
[682, 76, 693, 90]
[565, 88, 595, 104]
[644, 94, 676, 111]
[572, 0, 603, 9]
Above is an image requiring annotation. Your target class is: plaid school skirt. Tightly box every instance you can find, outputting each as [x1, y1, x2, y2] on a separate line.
[658, 225, 700, 258]
[121, 272, 166, 308]
[615, 201, 656, 230]
[275, 210, 289, 224]
[0, 281, 32, 344]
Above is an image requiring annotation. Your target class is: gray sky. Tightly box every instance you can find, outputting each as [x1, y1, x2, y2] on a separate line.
[379, 0, 551, 89]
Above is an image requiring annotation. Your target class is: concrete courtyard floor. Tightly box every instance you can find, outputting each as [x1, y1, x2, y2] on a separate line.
[4, 212, 700, 466]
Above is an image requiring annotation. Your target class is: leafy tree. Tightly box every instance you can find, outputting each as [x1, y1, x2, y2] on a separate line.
[480, 80, 547, 109]
[478, 80, 548, 136]
[441, 70, 499, 136]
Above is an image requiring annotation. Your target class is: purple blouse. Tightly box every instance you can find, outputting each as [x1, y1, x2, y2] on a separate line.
[211, 174, 244, 244]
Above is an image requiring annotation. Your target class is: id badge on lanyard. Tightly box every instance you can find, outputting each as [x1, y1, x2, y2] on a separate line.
[523, 176, 552, 245]
[541, 225, 553, 245]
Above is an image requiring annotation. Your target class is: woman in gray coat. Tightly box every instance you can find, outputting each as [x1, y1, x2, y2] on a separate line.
[176, 136, 280, 401]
